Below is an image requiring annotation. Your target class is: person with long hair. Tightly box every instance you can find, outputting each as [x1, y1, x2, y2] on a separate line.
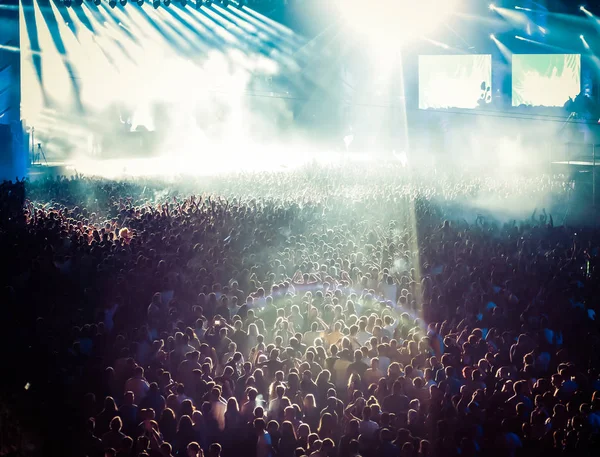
[278, 421, 298, 457]
[347, 373, 362, 400]
[174, 415, 198, 457]
[302, 395, 320, 433]
[338, 420, 360, 457]
[223, 397, 243, 457]
[296, 423, 311, 452]
[254, 368, 268, 401]
[247, 324, 259, 357]
[374, 378, 389, 405]
[316, 412, 336, 441]
[225, 397, 243, 431]
[286, 372, 303, 406]
[158, 408, 177, 445]
[95, 396, 119, 436]
[315, 370, 335, 408]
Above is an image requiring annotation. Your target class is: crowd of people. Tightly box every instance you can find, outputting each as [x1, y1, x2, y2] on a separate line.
[1, 165, 599, 457]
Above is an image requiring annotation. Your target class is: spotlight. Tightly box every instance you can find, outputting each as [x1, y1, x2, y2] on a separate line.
[489, 3, 496, 10]
[489, 33, 495, 39]
[153, 0, 160, 7]
[164, 0, 171, 5]
[581, 34, 585, 39]
[580, 5, 586, 11]
[120, 0, 127, 5]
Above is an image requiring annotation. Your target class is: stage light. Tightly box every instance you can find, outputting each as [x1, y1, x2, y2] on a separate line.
[489, 3, 496, 10]
[581, 34, 585, 39]
[490, 33, 495, 39]
[580, 5, 586, 11]
[153, 0, 160, 7]
[164, 0, 171, 5]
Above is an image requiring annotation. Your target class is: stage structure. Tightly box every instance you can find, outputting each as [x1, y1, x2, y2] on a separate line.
[10, 0, 600, 179]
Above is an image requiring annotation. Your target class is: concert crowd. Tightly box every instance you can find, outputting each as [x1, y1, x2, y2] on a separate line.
[0, 166, 599, 457]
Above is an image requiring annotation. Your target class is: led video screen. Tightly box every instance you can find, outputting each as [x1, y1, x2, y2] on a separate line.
[512, 54, 580, 107]
[418, 55, 492, 110]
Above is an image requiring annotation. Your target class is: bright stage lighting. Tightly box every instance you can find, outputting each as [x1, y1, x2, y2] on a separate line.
[490, 33, 495, 39]
[489, 3, 496, 10]
[580, 34, 590, 49]
[339, 0, 459, 47]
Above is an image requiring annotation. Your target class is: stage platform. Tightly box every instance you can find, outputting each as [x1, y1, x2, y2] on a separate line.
[552, 160, 600, 166]
[27, 162, 77, 180]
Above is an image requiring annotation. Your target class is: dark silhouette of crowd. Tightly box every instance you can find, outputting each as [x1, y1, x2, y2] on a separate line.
[0, 166, 599, 457]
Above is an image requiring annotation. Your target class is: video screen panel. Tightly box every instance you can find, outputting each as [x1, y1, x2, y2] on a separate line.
[418, 55, 492, 110]
[512, 54, 580, 107]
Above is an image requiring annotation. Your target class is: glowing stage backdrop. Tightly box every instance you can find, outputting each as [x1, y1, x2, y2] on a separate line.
[418, 55, 492, 110]
[512, 54, 581, 107]
[19, 1, 306, 162]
